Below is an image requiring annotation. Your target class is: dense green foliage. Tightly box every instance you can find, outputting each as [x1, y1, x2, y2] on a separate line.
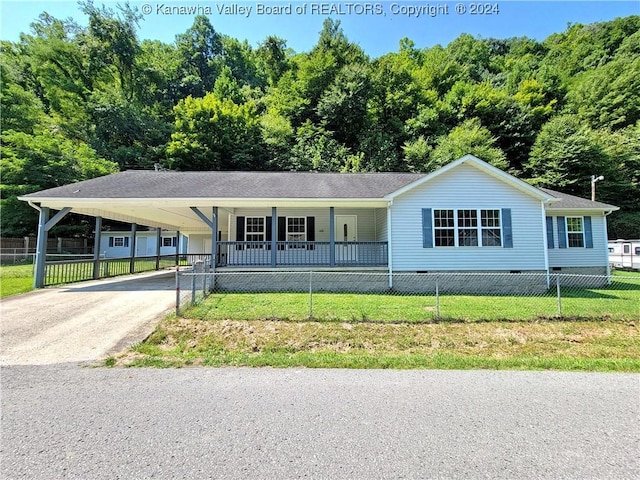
[1, 4, 638, 237]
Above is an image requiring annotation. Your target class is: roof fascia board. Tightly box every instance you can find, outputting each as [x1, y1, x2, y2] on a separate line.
[385, 154, 554, 202]
[544, 207, 620, 213]
[20, 198, 389, 209]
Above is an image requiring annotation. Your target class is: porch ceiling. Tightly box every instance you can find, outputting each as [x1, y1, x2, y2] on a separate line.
[27, 199, 389, 232]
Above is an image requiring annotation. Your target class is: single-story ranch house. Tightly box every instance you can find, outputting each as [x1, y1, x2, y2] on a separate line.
[20, 155, 618, 288]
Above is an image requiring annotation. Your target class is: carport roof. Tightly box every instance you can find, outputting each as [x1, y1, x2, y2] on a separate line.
[21, 170, 426, 200]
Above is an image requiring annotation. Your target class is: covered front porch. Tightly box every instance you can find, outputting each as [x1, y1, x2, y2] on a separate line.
[187, 205, 389, 268]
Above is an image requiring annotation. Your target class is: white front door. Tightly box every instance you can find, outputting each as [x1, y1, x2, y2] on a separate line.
[335, 215, 357, 263]
[622, 243, 633, 268]
[136, 237, 148, 256]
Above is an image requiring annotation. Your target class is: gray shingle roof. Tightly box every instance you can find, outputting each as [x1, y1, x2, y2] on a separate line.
[540, 188, 618, 210]
[22, 171, 427, 199]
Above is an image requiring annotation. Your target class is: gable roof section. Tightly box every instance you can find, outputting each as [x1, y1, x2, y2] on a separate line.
[21, 170, 425, 201]
[386, 154, 554, 202]
[539, 188, 619, 212]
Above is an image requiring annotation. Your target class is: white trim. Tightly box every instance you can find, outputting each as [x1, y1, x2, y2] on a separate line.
[604, 212, 611, 280]
[566, 216, 585, 248]
[386, 155, 555, 202]
[286, 216, 307, 247]
[245, 216, 266, 244]
[432, 208, 503, 248]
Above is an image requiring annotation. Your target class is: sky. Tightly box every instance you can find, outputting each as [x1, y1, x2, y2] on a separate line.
[0, 1, 638, 57]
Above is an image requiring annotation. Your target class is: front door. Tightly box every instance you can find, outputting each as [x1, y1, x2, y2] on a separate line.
[335, 215, 357, 263]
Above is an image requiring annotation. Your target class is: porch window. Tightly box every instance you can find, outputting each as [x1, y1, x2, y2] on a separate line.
[245, 217, 265, 247]
[287, 217, 306, 248]
[566, 217, 584, 248]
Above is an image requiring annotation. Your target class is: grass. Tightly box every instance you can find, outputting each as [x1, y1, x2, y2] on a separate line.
[0, 264, 35, 297]
[114, 272, 640, 371]
[183, 274, 640, 322]
[116, 315, 640, 371]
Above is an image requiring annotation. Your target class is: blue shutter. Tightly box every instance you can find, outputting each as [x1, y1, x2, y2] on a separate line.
[584, 216, 593, 248]
[108, 237, 114, 247]
[502, 208, 513, 248]
[557, 217, 567, 249]
[546, 216, 554, 249]
[422, 208, 433, 248]
[124, 237, 129, 248]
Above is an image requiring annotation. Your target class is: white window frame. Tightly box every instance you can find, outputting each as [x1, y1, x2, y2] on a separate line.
[162, 236, 176, 247]
[433, 208, 502, 248]
[113, 236, 126, 247]
[566, 216, 584, 248]
[286, 216, 306, 248]
[245, 216, 265, 248]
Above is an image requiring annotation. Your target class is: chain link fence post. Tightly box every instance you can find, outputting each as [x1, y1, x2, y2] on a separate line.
[309, 271, 313, 319]
[556, 275, 562, 317]
[435, 276, 440, 319]
[175, 268, 180, 316]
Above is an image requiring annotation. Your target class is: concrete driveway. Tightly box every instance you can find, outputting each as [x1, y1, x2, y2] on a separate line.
[0, 271, 176, 365]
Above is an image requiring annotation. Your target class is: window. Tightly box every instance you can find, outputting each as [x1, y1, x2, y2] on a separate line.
[162, 237, 176, 247]
[635, 247, 640, 255]
[113, 237, 125, 247]
[457, 210, 478, 246]
[481, 210, 502, 247]
[434, 210, 455, 246]
[608, 247, 615, 253]
[433, 209, 501, 247]
[245, 217, 265, 247]
[623, 244, 630, 254]
[287, 217, 306, 247]
[566, 217, 584, 248]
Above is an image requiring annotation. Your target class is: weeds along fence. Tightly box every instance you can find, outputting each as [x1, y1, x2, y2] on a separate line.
[175, 271, 640, 321]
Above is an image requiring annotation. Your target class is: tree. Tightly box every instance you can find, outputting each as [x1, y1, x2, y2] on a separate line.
[431, 118, 508, 169]
[257, 36, 289, 86]
[175, 15, 222, 97]
[166, 93, 264, 170]
[1, 129, 117, 236]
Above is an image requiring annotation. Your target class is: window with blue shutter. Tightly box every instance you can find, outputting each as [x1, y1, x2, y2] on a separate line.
[557, 216, 567, 248]
[422, 208, 433, 248]
[546, 216, 554, 249]
[501, 208, 513, 248]
[584, 216, 593, 248]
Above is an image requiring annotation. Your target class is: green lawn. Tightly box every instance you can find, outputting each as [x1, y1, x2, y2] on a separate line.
[0, 264, 35, 297]
[116, 271, 640, 371]
[184, 273, 640, 322]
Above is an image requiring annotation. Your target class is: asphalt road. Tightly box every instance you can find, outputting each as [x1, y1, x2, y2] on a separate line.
[1, 366, 638, 479]
[0, 271, 176, 365]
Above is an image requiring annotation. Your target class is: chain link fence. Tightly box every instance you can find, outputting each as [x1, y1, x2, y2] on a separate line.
[174, 268, 640, 321]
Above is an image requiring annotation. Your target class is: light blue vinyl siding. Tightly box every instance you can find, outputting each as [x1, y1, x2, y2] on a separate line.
[390, 163, 547, 271]
[229, 207, 378, 242]
[546, 212, 608, 267]
[374, 208, 388, 242]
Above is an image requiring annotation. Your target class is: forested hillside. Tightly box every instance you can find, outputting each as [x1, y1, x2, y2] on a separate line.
[2, 2, 639, 237]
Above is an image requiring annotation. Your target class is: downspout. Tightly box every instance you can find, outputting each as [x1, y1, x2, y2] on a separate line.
[541, 200, 550, 288]
[387, 200, 393, 289]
